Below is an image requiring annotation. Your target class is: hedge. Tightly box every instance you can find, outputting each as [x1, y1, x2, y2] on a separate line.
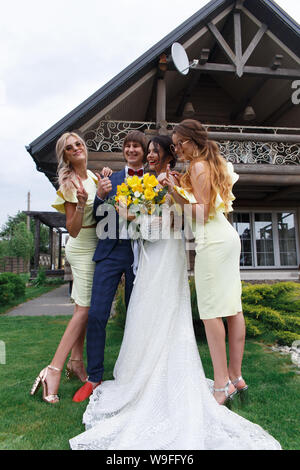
[115, 279, 300, 346]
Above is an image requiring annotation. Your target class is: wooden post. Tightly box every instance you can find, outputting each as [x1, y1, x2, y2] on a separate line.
[34, 217, 40, 271]
[156, 78, 166, 125]
[233, 10, 243, 77]
[49, 227, 53, 269]
[58, 231, 62, 269]
[27, 192, 30, 231]
[297, 207, 300, 271]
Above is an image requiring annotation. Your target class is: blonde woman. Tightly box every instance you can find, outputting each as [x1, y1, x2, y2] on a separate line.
[165, 119, 248, 407]
[30, 132, 111, 404]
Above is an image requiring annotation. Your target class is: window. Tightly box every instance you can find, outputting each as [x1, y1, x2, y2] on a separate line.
[232, 213, 253, 266]
[278, 213, 298, 266]
[233, 211, 298, 268]
[254, 213, 274, 266]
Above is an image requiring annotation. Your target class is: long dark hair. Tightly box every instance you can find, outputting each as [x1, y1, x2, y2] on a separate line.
[147, 135, 177, 171]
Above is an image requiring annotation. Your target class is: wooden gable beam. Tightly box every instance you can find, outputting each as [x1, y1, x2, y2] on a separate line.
[207, 1, 269, 78]
[192, 62, 300, 79]
[241, 23, 268, 67]
[207, 21, 236, 66]
[233, 7, 243, 77]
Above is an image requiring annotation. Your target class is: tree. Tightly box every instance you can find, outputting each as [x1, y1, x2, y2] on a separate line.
[8, 222, 34, 261]
[0, 211, 49, 253]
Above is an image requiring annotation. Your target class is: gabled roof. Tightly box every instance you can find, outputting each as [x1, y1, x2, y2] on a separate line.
[27, 0, 299, 159]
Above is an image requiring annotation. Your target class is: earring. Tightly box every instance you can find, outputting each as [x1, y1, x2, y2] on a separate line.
[192, 146, 200, 159]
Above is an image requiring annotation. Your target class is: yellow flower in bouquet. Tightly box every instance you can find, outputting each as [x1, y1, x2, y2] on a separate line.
[143, 173, 158, 188]
[117, 182, 130, 196]
[110, 172, 168, 216]
[116, 194, 132, 206]
[127, 175, 144, 193]
[144, 187, 156, 201]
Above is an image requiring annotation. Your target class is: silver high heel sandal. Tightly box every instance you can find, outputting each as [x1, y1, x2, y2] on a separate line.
[214, 380, 237, 409]
[30, 365, 61, 404]
[232, 376, 249, 405]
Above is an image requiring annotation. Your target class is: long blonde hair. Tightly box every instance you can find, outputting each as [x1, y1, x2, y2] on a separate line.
[55, 132, 88, 194]
[174, 119, 232, 213]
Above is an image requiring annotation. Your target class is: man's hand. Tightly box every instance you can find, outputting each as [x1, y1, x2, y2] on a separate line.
[95, 172, 112, 199]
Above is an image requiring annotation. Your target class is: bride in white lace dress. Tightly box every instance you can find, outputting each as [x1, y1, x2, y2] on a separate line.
[70, 136, 281, 450]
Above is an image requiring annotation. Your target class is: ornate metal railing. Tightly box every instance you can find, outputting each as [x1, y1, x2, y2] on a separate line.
[217, 141, 300, 165]
[84, 120, 300, 165]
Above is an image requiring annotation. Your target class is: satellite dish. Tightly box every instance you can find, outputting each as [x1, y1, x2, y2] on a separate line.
[171, 43, 199, 75]
[171, 43, 190, 75]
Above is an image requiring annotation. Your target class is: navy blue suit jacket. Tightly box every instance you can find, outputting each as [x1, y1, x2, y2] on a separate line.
[93, 169, 128, 262]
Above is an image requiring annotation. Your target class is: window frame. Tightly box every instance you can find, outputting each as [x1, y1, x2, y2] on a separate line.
[232, 209, 300, 270]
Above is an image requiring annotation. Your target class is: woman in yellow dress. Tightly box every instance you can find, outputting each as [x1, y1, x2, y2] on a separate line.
[164, 119, 248, 407]
[30, 131, 111, 404]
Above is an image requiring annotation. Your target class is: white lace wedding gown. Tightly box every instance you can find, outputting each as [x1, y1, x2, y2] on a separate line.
[70, 220, 281, 450]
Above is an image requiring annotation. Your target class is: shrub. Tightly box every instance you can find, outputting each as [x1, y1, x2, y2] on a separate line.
[242, 282, 300, 345]
[244, 317, 262, 337]
[111, 278, 300, 347]
[32, 267, 47, 287]
[0, 273, 26, 306]
[283, 315, 300, 335]
[274, 330, 300, 346]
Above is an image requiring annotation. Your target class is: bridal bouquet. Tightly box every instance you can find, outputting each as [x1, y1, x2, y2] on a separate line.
[111, 173, 168, 216]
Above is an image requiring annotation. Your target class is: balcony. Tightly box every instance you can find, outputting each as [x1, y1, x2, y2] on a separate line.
[84, 120, 300, 165]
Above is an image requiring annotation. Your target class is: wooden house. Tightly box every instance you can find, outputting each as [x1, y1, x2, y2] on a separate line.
[26, 0, 300, 281]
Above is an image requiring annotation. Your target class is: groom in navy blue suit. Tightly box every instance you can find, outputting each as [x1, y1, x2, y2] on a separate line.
[73, 131, 147, 402]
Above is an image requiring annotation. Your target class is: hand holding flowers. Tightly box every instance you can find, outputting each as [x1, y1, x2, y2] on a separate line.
[110, 173, 169, 220]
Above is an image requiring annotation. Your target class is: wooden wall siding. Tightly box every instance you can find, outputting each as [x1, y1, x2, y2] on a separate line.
[166, 76, 236, 124]
[0, 257, 29, 274]
[274, 105, 300, 128]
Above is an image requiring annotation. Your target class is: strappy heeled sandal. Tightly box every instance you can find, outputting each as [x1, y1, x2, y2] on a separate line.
[232, 376, 249, 405]
[214, 380, 237, 409]
[30, 365, 61, 404]
[65, 358, 88, 383]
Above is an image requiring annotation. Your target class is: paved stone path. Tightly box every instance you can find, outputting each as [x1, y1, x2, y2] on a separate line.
[4, 284, 74, 316]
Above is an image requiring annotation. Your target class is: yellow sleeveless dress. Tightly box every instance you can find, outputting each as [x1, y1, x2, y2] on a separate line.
[52, 170, 98, 307]
[174, 162, 242, 320]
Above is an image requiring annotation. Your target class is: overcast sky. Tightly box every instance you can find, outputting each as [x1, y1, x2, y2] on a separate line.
[0, 0, 299, 230]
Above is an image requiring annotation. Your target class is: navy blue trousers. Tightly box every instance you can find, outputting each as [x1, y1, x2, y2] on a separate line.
[86, 240, 135, 382]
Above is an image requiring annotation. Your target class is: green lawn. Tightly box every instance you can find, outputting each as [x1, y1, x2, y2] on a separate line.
[0, 316, 299, 450]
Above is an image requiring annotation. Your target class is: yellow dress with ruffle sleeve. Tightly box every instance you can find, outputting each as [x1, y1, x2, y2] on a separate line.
[51, 170, 98, 307]
[174, 162, 242, 319]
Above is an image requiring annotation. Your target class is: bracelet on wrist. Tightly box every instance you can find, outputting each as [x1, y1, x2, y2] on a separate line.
[76, 206, 85, 213]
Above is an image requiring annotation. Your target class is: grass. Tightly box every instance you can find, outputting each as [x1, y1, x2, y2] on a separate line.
[0, 316, 299, 450]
